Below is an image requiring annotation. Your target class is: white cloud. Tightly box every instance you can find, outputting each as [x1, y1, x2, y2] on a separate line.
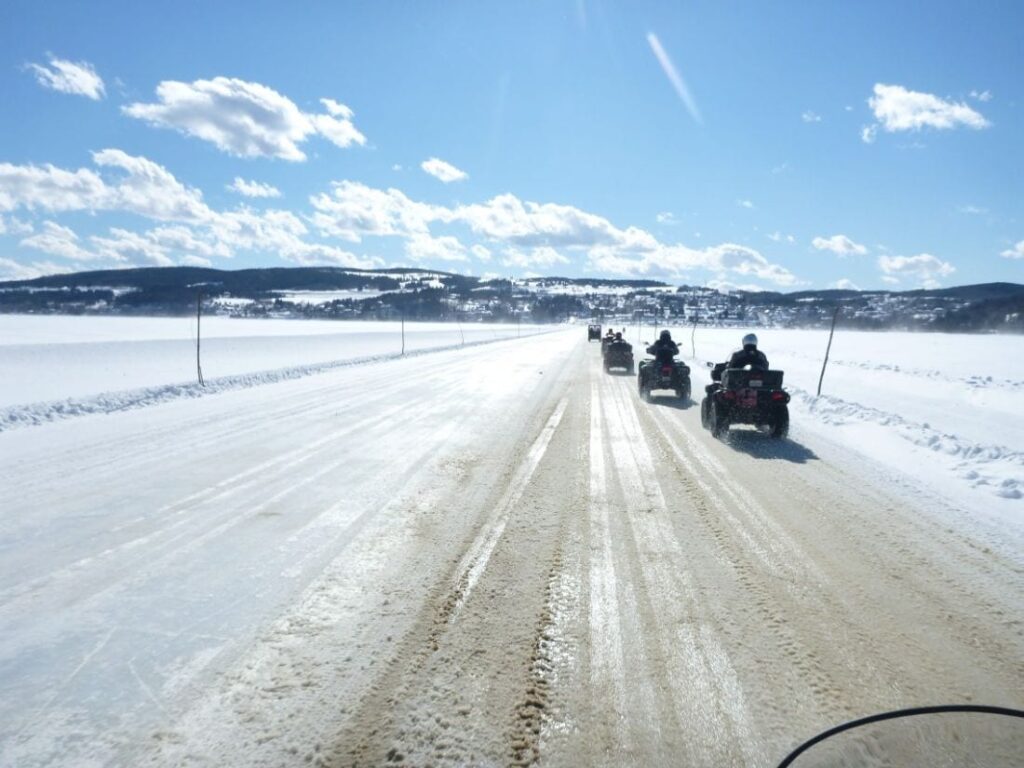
[20, 221, 101, 261]
[229, 177, 281, 198]
[147, 225, 231, 259]
[503, 246, 569, 269]
[646, 33, 702, 123]
[123, 77, 366, 161]
[656, 211, 677, 225]
[310, 180, 443, 241]
[737, 199, 755, 209]
[878, 253, 955, 286]
[319, 98, 354, 119]
[421, 158, 468, 183]
[880, 275, 900, 285]
[92, 149, 214, 223]
[0, 257, 71, 281]
[1000, 240, 1024, 260]
[0, 216, 34, 236]
[590, 241, 798, 286]
[405, 233, 468, 262]
[864, 83, 990, 142]
[0, 161, 108, 213]
[970, 90, 993, 102]
[26, 56, 105, 100]
[860, 125, 877, 144]
[812, 234, 868, 257]
[768, 232, 796, 244]
[91, 227, 174, 266]
[0, 151, 377, 270]
[801, 110, 822, 123]
[831, 278, 859, 290]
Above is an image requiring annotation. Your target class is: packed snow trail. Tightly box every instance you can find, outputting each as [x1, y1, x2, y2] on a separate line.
[0, 331, 1021, 767]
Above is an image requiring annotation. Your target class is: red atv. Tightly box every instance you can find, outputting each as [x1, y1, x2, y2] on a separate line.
[701, 362, 790, 438]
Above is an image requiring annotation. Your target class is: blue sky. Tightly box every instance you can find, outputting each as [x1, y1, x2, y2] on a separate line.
[1, 0, 1021, 290]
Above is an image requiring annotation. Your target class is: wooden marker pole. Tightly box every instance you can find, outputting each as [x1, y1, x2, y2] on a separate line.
[817, 306, 840, 396]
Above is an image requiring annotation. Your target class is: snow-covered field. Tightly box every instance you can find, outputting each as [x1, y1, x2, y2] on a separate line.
[0, 315, 550, 420]
[668, 326, 1023, 517]
[0, 318, 1020, 767]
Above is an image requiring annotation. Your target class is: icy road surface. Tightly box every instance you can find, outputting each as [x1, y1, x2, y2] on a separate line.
[0, 329, 1021, 766]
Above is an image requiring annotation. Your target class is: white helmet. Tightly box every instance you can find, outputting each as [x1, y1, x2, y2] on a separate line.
[742, 333, 758, 348]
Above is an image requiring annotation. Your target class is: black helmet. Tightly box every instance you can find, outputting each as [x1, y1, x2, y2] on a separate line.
[614, 332, 622, 340]
[742, 333, 758, 349]
[659, 329, 672, 341]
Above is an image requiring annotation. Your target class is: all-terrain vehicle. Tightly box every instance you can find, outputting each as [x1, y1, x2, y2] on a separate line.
[587, 323, 602, 341]
[701, 362, 790, 438]
[637, 357, 691, 401]
[603, 341, 634, 374]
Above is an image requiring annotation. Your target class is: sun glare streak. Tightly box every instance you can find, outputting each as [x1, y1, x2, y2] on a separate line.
[646, 32, 702, 124]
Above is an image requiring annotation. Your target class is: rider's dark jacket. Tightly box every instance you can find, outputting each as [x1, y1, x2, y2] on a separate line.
[608, 339, 632, 353]
[727, 347, 769, 369]
[647, 338, 679, 364]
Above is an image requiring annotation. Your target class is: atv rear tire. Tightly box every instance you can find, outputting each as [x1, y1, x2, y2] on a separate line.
[770, 405, 789, 439]
[700, 398, 710, 429]
[710, 402, 729, 438]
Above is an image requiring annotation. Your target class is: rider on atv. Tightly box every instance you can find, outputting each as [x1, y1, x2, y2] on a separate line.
[727, 333, 769, 370]
[609, 331, 632, 351]
[647, 329, 679, 363]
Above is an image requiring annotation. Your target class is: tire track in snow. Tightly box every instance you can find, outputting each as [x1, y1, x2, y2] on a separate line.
[601, 370, 758, 766]
[441, 396, 569, 623]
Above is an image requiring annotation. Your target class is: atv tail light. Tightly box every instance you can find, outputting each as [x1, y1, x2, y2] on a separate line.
[722, 390, 737, 400]
[661, 365, 673, 374]
[771, 391, 788, 401]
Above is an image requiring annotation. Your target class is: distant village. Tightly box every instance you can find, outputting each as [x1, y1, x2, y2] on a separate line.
[1, 267, 1021, 333]
[232, 279, 1023, 333]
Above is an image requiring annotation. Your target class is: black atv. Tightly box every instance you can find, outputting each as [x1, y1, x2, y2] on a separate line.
[701, 362, 790, 438]
[638, 357, 691, 401]
[603, 341, 635, 374]
[587, 323, 602, 341]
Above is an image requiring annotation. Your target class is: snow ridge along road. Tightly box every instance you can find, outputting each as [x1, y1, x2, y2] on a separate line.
[0, 330, 1021, 767]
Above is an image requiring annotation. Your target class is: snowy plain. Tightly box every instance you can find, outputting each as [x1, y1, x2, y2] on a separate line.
[0, 315, 550, 415]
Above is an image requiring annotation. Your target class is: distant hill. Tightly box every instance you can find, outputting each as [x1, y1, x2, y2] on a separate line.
[0, 266, 1020, 331]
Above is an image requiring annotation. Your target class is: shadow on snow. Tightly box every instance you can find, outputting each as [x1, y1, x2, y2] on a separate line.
[721, 428, 819, 464]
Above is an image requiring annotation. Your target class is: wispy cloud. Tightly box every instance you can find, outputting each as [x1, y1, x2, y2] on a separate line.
[878, 253, 955, 287]
[801, 110, 822, 123]
[421, 157, 468, 183]
[228, 177, 281, 198]
[1000, 240, 1024, 260]
[737, 199, 755, 209]
[646, 33, 702, 124]
[26, 55, 105, 100]
[813, 234, 868, 256]
[656, 211, 677, 225]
